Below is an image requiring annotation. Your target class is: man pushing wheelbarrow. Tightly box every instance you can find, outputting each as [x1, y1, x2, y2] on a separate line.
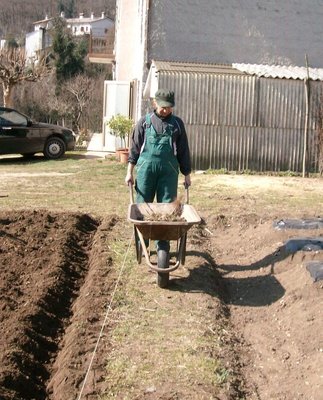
[125, 89, 199, 287]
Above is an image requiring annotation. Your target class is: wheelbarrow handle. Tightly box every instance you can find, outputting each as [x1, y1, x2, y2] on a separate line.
[129, 183, 134, 204]
[184, 183, 189, 204]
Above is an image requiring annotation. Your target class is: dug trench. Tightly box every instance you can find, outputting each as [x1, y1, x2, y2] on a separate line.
[0, 209, 322, 399]
[0, 210, 119, 400]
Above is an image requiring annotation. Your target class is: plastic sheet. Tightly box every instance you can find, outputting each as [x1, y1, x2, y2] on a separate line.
[275, 219, 323, 281]
[305, 261, 323, 282]
[274, 218, 323, 230]
[285, 238, 323, 252]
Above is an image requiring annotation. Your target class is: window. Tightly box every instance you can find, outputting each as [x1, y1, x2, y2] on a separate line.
[0, 110, 27, 126]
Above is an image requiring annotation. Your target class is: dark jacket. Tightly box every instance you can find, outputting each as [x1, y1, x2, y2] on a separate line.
[128, 111, 191, 176]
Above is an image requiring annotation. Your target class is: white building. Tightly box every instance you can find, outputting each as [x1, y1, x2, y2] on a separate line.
[25, 12, 114, 64]
[66, 12, 113, 37]
[25, 16, 53, 64]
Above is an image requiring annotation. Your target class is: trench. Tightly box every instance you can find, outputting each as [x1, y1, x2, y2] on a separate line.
[0, 211, 114, 400]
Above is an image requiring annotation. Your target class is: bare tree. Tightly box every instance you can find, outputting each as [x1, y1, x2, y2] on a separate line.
[48, 75, 95, 132]
[0, 47, 49, 107]
[29, 74, 96, 132]
[62, 74, 95, 132]
[13, 68, 106, 134]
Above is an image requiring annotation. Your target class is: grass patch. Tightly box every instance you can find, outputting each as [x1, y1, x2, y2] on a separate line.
[102, 239, 225, 399]
[0, 154, 129, 217]
[1, 153, 322, 218]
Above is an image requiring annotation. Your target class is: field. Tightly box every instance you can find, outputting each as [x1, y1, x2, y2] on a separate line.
[0, 153, 322, 400]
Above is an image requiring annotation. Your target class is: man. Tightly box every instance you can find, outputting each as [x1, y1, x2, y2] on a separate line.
[125, 88, 191, 253]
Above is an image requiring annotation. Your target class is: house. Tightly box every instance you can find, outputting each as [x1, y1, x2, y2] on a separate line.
[25, 16, 53, 64]
[66, 12, 113, 38]
[102, 0, 323, 171]
[25, 12, 114, 65]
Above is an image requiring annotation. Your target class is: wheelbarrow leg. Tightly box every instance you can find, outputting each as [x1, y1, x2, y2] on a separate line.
[134, 227, 143, 264]
[178, 233, 187, 265]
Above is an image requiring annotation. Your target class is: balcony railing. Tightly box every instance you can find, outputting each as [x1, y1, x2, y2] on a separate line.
[88, 30, 115, 64]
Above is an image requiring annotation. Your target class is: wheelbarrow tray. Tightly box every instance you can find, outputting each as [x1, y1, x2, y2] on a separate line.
[128, 203, 201, 241]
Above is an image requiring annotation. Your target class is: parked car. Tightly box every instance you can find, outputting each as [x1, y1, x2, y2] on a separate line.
[0, 107, 76, 159]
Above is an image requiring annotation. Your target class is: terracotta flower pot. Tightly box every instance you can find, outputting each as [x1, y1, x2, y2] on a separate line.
[115, 148, 128, 161]
[119, 149, 129, 163]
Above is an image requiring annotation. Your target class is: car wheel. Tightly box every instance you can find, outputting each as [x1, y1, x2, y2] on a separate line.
[44, 137, 66, 159]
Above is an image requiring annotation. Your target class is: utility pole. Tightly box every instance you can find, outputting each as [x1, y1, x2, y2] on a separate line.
[303, 54, 310, 178]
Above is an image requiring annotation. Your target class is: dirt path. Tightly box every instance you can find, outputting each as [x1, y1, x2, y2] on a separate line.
[99, 221, 248, 400]
[0, 201, 322, 399]
[210, 215, 323, 400]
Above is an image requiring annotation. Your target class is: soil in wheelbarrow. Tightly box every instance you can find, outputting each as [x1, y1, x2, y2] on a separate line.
[0, 195, 322, 400]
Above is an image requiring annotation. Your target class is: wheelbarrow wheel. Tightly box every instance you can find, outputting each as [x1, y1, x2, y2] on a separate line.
[157, 249, 169, 288]
[134, 227, 142, 264]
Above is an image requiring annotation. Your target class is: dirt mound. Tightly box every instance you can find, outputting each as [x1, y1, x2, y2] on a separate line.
[0, 210, 118, 400]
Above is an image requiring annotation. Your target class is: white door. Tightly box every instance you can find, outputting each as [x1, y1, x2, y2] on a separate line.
[102, 80, 131, 151]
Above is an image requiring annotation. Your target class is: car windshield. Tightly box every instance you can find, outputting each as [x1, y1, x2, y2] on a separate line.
[0, 109, 28, 126]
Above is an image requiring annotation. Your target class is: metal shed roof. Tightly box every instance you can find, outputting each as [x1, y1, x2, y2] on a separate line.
[233, 63, 323, 81]
[150, 60, 323, 80]
[152, 60, 323, 80]
[152, 60, 243, 75]
[144, 59, 323, 100]
[143, 60, 244, 98]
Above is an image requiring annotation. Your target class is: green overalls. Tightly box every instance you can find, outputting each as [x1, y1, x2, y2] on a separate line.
[135, 113, 179, 251]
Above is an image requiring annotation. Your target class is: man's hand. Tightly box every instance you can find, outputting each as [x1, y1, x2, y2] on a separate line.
[125, 172, 134, 185]
[184, 174, 191, 187]
[125, 162, 135, 185]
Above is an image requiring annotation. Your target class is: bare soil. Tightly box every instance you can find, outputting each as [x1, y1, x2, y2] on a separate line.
[0, 177, 322, 400]
[209, 214, 323, 400]
[0, 210, 118, 400]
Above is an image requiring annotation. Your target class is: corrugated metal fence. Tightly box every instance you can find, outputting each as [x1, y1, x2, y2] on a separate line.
[159, 71, 323, 172]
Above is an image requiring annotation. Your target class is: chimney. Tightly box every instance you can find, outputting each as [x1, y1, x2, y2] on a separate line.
[79, 13, 84, 19]
[60, 11, 65, 18]
[91, 12, 94, 19]
[101, 11, 105, 18]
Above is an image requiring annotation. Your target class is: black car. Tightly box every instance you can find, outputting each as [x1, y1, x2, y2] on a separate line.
[0, 107, 76, 159]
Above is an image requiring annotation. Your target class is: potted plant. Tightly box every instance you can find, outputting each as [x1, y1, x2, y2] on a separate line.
[106, 114, 134, 162]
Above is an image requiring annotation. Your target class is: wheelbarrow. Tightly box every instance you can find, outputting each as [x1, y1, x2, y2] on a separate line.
[128, 184, 201, 288]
